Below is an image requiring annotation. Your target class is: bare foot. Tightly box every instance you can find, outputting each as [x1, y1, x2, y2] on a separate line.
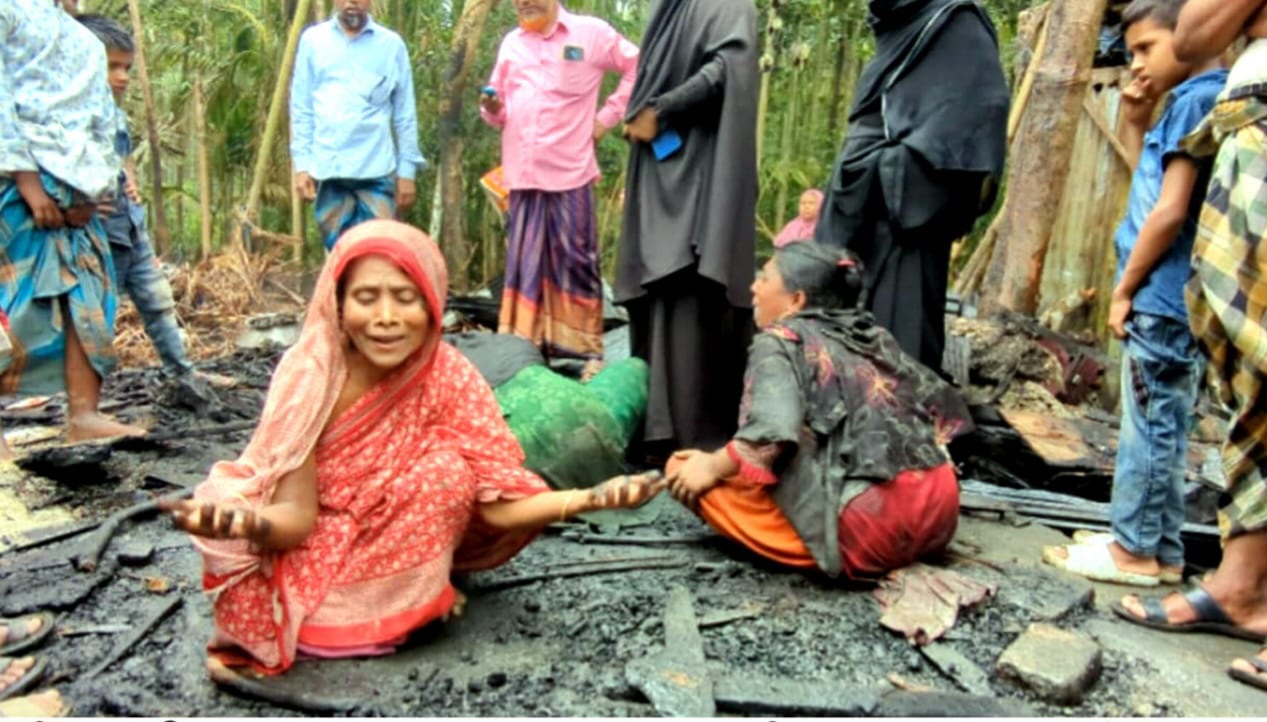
[0, 689, 65, 717]
[0, 616, 45, 647]
[205, 656, 263, 682]
[1047, 541, 1162, 576]
[0, 657, 36, 694]
[65, 413, 146, 444]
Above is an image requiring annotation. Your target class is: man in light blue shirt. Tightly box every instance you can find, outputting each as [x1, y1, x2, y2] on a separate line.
[290, 0, 426, 250]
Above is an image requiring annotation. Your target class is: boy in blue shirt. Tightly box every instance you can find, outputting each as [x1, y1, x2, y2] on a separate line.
[1045, 0, 1227, 586]
[77, 14, 230, 390]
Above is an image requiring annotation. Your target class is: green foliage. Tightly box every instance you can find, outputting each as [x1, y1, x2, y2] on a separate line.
[99, 0, 1036, 276]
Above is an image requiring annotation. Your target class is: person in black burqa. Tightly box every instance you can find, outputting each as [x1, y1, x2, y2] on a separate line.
[815, 0, 1008, 371]
[615, 0, 759, 457]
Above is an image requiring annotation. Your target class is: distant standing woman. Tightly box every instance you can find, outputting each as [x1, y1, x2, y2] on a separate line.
[815, 0, 1008, 370]
[616, 0, 760, 454]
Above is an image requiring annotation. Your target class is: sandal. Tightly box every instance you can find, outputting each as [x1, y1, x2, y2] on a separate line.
[1228, 649, 1267, 693]
[0, 614, 53, 657]
[0, 657, 47, 703]
[1110, 585, 1267, 642]
[1042, 542, 1160, 587]
[0, 689, 70, 717]
[1066, 531, 1184, 584]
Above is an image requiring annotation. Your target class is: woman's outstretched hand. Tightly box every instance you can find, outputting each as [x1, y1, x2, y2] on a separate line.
[666, 449, 724, 510]
[587, 471, 668, 511]
[160, 499, 272, 544]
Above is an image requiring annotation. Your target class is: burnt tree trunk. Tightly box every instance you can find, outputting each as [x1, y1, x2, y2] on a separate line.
[437, 0, 499, 293]
[980, 0, 1106, 316]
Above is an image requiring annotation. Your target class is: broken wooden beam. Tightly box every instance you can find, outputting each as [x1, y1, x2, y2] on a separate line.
[83, 596, 182, 680]
[471, 555, 687, 594]
[1, 518, 102, 557]
[625, 585, 715, 717]
[559, 530, 715, 547]
[74, 489, 194, 572]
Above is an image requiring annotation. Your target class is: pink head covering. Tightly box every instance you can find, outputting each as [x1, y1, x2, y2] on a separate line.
[195, 220, 448, 578]
[773, 188, 825, 248]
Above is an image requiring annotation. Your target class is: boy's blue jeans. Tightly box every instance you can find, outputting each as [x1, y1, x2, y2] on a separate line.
[1110, 312, 1201, 567]
[110, 236, 194, 378]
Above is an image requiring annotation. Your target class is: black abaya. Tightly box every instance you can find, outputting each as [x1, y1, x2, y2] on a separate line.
[616, 0, 759, 449]
[815, 0, 1008, 370]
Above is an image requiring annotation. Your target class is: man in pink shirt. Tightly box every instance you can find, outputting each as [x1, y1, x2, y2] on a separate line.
[480, 0, 638, 380]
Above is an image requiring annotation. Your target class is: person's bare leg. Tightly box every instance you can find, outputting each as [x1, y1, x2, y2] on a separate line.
[1120, 530, 1267, 633]
[62, 304, 144, 442]
[0, 419, 11, 461]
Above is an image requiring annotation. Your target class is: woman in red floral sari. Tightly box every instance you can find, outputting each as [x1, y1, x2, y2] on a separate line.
[163, 220, 663, 679]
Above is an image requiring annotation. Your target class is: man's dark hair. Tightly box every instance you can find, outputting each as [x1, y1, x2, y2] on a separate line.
[1121, 0, 1185, 32]
[77, 13, 135, 53]
[773, 242, 866, 311]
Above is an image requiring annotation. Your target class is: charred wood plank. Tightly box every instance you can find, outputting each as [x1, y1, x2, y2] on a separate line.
[83, 596, 182, 680]
[74, 489, 193, 572]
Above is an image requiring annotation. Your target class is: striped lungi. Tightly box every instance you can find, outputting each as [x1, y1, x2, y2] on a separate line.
[314, 176, 396, 251]
[499, 185, 603, 362]
[0, 173, 119, 396]
[1182, 85, 1267, 540]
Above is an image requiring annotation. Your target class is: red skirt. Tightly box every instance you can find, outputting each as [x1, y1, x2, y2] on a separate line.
[690, 462, 959, 580]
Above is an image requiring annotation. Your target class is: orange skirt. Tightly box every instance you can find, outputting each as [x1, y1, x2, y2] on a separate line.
[676, 460, 959, 579]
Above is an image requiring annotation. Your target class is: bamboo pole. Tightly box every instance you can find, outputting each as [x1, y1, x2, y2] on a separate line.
[124, 0, 172, 255]
[194, 73, 214, 259]
[980, 0, 1108, 316]
[290, 165, 304, 264]
[242, 0, 313, 249]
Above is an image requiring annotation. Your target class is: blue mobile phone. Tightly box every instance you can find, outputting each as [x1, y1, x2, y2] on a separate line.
[651, 128, 683, 161]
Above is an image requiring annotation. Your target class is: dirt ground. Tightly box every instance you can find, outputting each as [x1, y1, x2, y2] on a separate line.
[0, 350, 1263, 717]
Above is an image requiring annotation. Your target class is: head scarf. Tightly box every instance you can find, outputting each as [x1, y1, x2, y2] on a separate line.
[194, 220, 448, 578]
[773, 189, 825, 248]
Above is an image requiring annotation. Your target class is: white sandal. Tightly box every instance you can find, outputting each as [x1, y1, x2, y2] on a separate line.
[1042, 541, 1161, 587]
[1066, 531, 1184, 584]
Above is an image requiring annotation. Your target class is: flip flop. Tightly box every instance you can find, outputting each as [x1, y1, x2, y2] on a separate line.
[1042, 542, 1161, 587]
[1110, 586, 1267, 642]
[1228, 650, 1267, 693]
[0, 689, 70, 717]
[1066, 532, 1184, 584]
[0, 657, 47, 702]
[0, 614, 53, 657]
